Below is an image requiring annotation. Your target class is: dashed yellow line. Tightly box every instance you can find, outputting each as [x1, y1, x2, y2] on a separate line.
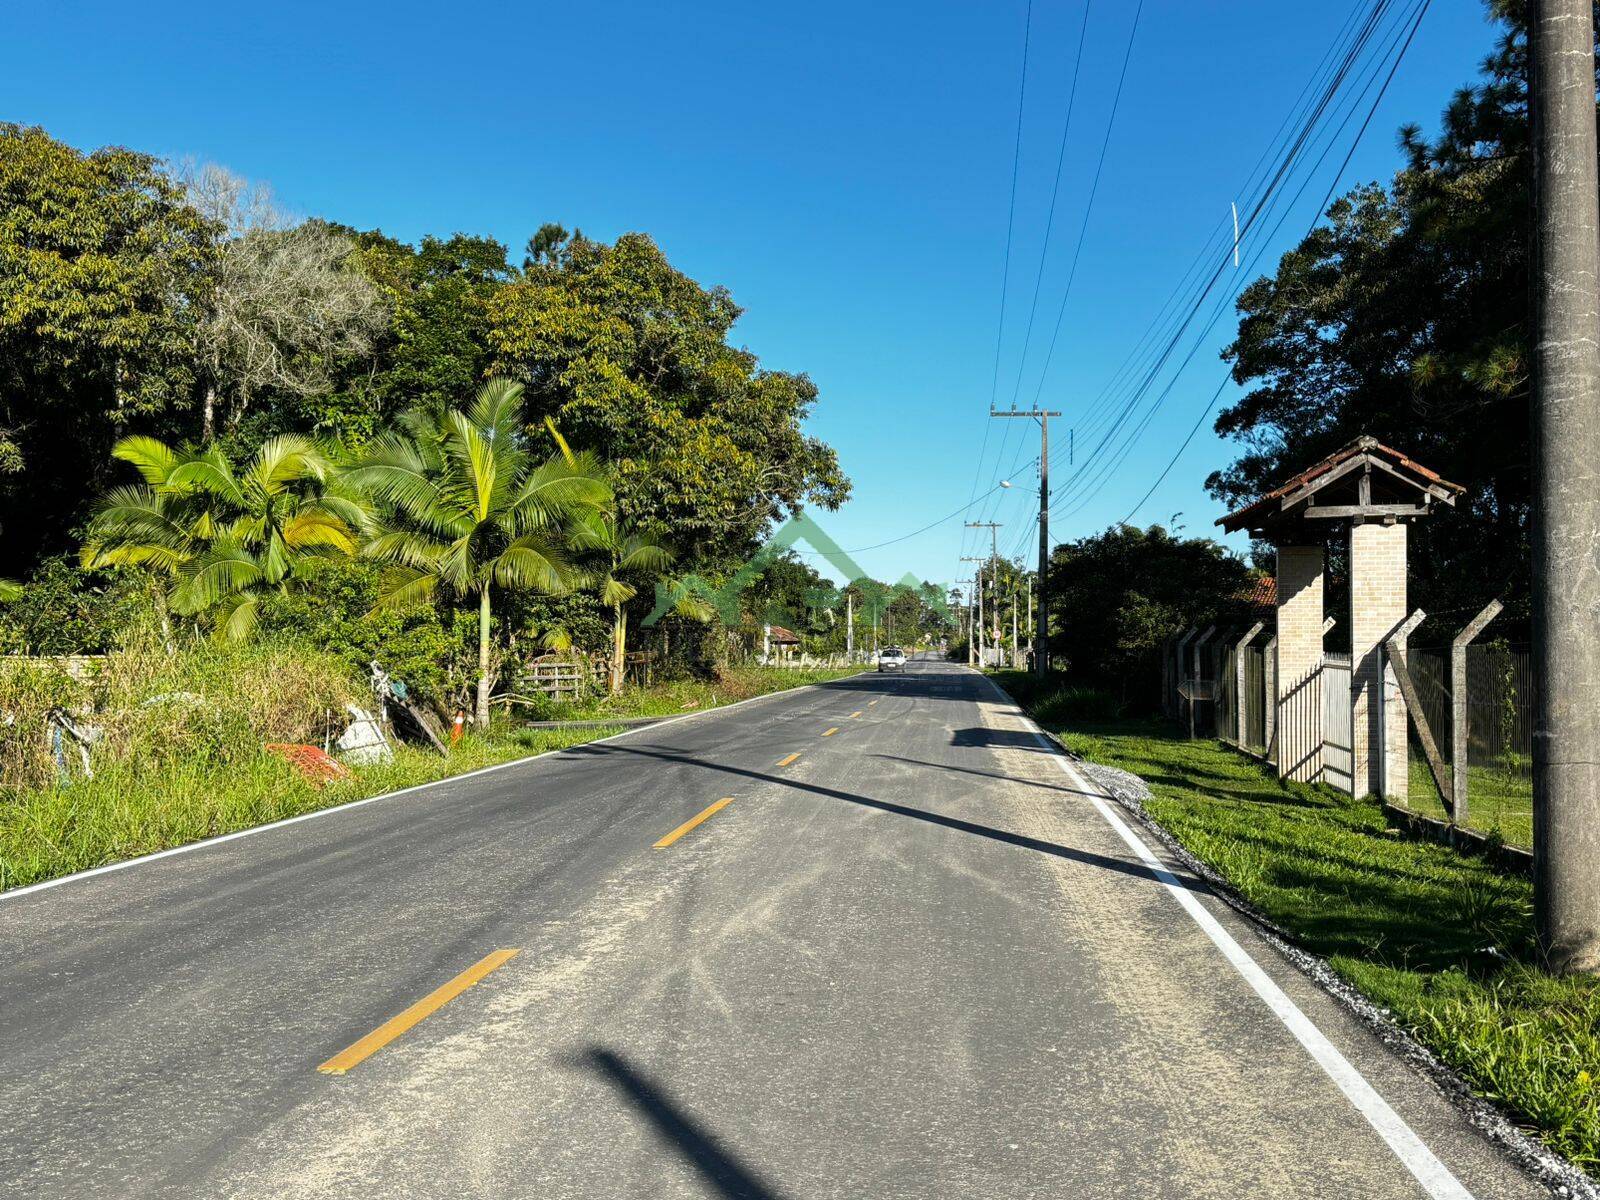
[777, 752, 801, 767]
[653, 797, 735, 849]
[317, 949, 520, 1076]
[848, 711, 863, 719]
[822, 727, 839, 737]
[868, 699, 879, 706]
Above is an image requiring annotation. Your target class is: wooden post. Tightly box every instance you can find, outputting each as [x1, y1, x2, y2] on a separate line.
[1233, 622, 1264, 748]
[1451, 599, 1504, 829]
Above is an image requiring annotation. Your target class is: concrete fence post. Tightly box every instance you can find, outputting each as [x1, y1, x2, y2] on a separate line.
[1233, 622, 1265, 748]
[1190, 625, 1217, 739]
[1383, 608, 1435, 805]
[1263, 635, 1278, 764]
[1173, 627, 1197, 726]
[1451, 599, 1504, 828]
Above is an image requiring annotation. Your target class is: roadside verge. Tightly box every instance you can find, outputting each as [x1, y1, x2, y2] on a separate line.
[0, 668, 863, 900]
[985, 671, 1599, 1200]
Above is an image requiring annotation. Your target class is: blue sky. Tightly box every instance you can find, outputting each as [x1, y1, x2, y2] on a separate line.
[4, 1, 1502, 590]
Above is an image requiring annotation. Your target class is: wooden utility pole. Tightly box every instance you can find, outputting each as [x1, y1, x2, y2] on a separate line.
[992, 409, 1060, 675]
[1531, 0, 1600, 972]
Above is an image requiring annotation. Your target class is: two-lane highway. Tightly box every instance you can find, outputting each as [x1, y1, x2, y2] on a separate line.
[0, 659, 1545, 1197]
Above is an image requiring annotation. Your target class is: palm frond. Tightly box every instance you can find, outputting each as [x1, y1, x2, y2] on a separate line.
[111, 435, 182, 487]
[370, 565, 440, 613]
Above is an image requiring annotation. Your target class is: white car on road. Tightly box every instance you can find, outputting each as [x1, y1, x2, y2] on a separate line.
[876, 646, 907, 672]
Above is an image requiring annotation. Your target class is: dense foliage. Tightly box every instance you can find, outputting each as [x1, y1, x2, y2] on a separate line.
[0, 125, 856, 709]
[1046, 524, 1255, 706]
[1208, 1, 1565, 628]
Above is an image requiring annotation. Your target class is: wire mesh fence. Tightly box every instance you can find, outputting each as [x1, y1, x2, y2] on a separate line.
[1404, 641, 1533, 847]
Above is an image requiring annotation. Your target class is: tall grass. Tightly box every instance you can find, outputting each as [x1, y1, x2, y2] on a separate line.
[0, 648, 857, 892]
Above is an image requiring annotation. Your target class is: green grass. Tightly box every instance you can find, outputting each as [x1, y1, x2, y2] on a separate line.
[0, 666, 857, 893]
[991, 670, 1600, 1174]
[1408, 755, 1533, 849]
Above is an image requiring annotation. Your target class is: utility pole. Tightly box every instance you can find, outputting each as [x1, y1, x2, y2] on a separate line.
[846, 590, 854, 661]
[1532, 0, 1600, 973]
[993, 408, 1061, 676]
[1011, 592, 1019, 670]
[966, 521, 1001, 665]
[961, 556, 986, 665]
[1026, 581, 1034, 670]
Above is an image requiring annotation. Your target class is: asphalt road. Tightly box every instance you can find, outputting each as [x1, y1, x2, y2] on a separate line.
[0, 657, 1548, 1198]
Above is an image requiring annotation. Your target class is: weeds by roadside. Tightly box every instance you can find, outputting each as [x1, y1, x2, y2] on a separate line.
[0, 652, 860, 892]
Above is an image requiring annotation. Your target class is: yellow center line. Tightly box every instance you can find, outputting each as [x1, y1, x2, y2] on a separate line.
[848, 711, 862, 719]
[777, 752, 801, 767]
[822, 727, 839, 737]
[317, 949, 520, 1076]
[653, 797, 735, 849]
[868, 699, 879, 706]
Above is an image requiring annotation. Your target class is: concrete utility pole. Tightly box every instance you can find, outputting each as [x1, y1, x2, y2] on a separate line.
[993, 409, 1061, 675]
[961, 555, 986, 664]
[846, 591, 854, 661]
[967, 521, 1002, 660]
[1026, 582, 1035, 669]
[1531, 0, 1600, 973]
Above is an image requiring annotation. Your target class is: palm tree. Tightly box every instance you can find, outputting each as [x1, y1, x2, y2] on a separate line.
[348, 378, 609, 727]
[569, 509, 704, 695]
[82, 434, 366, 641]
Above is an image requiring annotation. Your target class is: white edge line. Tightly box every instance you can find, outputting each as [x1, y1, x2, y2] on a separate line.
[0, 671, 867, 904]
[974, 669, 1475, 1200]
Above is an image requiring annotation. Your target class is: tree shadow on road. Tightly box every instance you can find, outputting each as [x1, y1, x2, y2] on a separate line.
[579, 1047, 788, 1200]
[563, 742, 1207, 893]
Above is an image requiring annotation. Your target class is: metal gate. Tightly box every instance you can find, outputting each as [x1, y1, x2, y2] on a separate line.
[1321, 653, 1353, 793]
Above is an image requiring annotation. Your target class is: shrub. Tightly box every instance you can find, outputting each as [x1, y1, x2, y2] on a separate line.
[1033, 685, 1123, 724]
[0, 557, 148, 655]
[0, 633, 361, 792]
[255, 558, 468, 706]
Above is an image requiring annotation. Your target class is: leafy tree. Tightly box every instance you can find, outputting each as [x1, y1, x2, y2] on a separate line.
[1049, 524, 1255, 705]
[80, 434, 367, 642]
[348, 377, 609, 725]
[328, 229, 512, 439]
[255, 557, 471, 707]
[0, 125, 216, 573]
[483, 230, 849, 570]
[1209, 1, 1552, 624]
[569, 507, 708, 694]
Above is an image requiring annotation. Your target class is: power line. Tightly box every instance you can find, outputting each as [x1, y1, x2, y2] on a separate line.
[1067, 0, 1424, 512]
[1004, 0, 1095, 412]
[967, 0, 1037, 567]
[1049, 0, 1416, 519]
[1026, 0, 1145, 409]
[1115, 0, 1433, 527]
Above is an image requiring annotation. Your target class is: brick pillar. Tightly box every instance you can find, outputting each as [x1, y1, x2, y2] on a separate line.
[1349, 522, 1407, 800]
[1275, 544, 1324, 782]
